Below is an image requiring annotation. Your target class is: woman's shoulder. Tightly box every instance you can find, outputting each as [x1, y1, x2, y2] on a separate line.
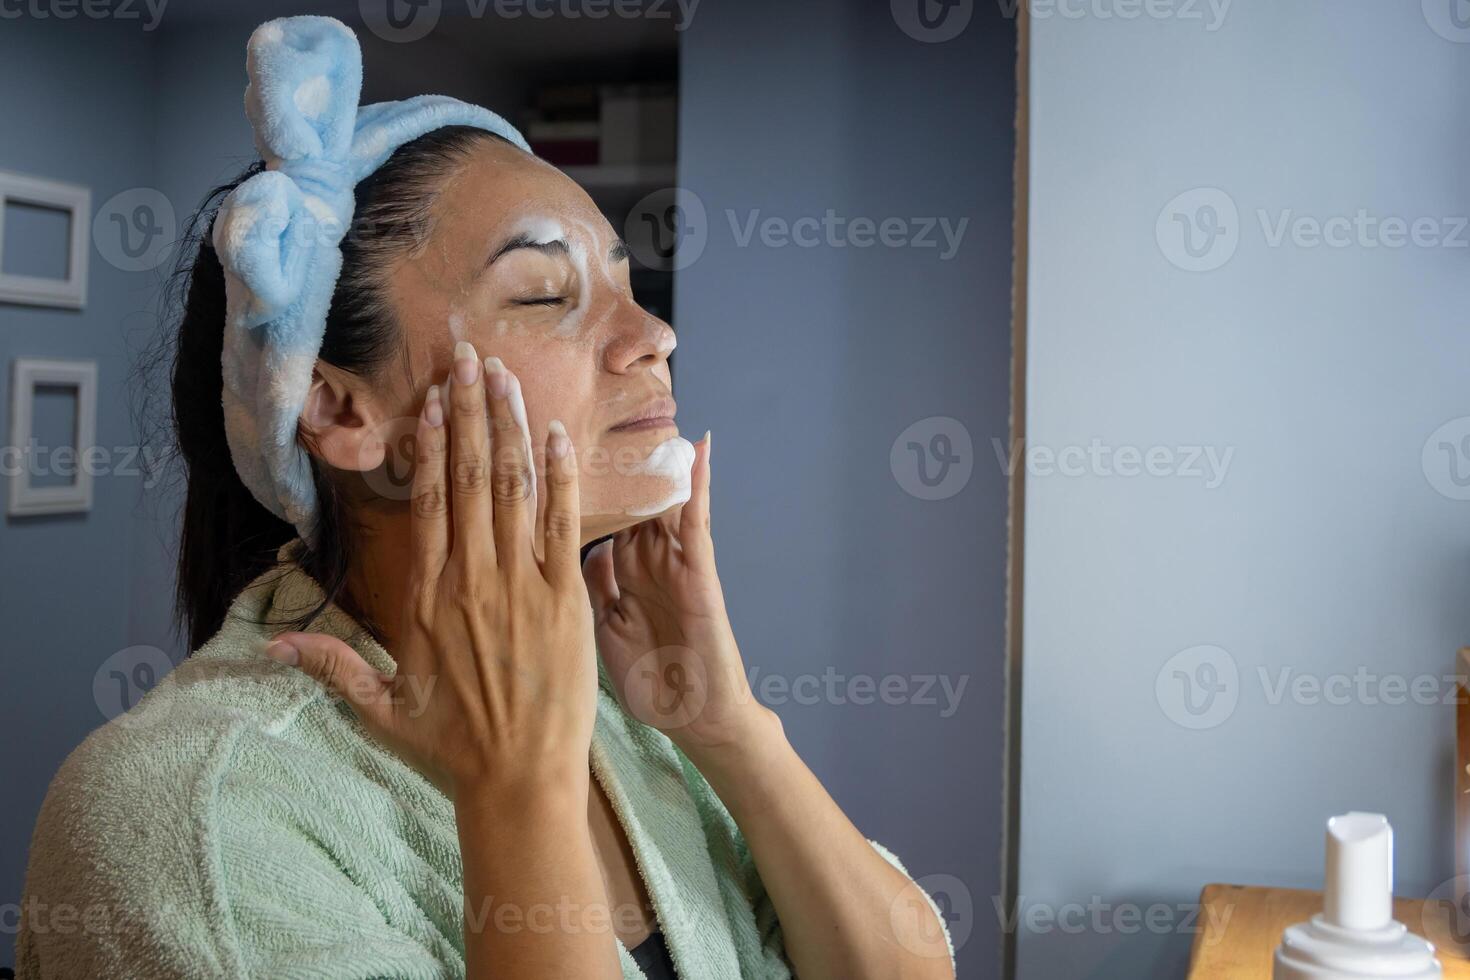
[15, 655, 291, 975]
[38, 552, 438, 836]
[35, 572, 410, 840]
[25, 622, 333, 877]
[18, 608, 446, 976]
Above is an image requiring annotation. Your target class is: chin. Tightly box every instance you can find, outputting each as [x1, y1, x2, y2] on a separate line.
[622, 435, 695, 513]
[579, 503, 672, 547]
[623, 482, 692, 520]
[577, 435, 696, 542]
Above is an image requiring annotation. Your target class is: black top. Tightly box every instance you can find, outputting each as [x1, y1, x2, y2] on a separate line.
[629, 929, 678, 979]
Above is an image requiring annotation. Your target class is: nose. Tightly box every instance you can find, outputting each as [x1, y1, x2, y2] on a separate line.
[602, 295, 676, 374]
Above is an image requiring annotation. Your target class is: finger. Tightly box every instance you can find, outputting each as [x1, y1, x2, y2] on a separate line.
[581, 538, 619, 620]
[264, 633, 395, 732]
[409, 383, 450, 583]
[508, 370, 538, 551]
[610, 524, 644, 594]
[540, 419, 582, 587]
[447, 340, 494, 564]
[679, 430, 714, 570]
[484, 356, 535, 570]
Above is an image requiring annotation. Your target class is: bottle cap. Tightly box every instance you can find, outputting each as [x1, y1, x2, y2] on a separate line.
[1274, 812, 1441, 980]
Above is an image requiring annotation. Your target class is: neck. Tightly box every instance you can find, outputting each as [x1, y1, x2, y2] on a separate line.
[340, 499, 416, 658]
[338, 496, 582, 657]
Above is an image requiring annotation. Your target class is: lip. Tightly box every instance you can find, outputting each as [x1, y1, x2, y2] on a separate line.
[609, 396, 678, 433]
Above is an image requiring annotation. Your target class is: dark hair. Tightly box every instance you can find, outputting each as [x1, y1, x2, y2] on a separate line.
[156, 125, 508, 650]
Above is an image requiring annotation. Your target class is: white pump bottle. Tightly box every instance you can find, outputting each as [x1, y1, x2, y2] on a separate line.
[1274, 812, 1440, 980]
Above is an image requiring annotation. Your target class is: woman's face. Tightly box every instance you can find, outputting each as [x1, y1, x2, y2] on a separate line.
[374, 138, 690, 547]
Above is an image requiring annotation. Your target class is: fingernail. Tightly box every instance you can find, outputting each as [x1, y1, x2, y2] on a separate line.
[705, 429, 712, 462]
[549, 418, 570, 459]
[454, 340, 479, 385]
[424, 385, 444, 427]
[483, 355, 509, 399]
[265, 639, 299, 667]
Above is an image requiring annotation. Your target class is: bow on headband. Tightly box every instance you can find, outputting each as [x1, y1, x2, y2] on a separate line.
[213, 15, 529, 546]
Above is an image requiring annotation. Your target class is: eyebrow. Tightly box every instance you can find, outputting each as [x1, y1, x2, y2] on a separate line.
[484, 232, 567, 269]
[482, 233, 631, 273]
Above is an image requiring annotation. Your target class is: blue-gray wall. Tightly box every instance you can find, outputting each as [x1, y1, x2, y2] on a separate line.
[676, 3, 1014, 978]
[1019, 2, 1470, 977]
[0, 16, 164, 969]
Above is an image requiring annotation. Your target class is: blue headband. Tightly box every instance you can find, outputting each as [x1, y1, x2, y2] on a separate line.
[214, 15, 530, 546]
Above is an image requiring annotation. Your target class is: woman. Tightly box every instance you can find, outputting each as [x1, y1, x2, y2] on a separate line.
[17, 16, 955, 979]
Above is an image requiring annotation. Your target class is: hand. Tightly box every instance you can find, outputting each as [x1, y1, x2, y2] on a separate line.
[582, 432, 774, 757]
[266, 342, 597, 801]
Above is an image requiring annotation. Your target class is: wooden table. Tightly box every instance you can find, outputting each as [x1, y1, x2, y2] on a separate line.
[1188, 884, 1470, 978]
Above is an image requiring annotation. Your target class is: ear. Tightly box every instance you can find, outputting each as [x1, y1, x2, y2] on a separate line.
[298, 361, 389, 472]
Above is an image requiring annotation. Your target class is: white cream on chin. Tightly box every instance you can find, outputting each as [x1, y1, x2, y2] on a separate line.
[623, 436, 695, 516]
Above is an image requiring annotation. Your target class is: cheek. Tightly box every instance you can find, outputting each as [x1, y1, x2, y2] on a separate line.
[412, 298, 687, 522]
[451, 292, 514, 342]
[454, 322, 599, 449]
[520, 362, 597, 452]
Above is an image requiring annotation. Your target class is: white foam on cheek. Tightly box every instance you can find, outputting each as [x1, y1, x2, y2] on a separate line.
[507, 211, 626, 341]
[566, 214, 621, 338]
[623, 436, 695, 517]
[448, 310, 466, 343]
[556, 237, 591, 338]
[510, 214, 592, 339]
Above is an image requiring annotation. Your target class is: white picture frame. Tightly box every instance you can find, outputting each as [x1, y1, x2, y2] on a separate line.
[8, 358, 97, 517]
[0, 171, 91, 309]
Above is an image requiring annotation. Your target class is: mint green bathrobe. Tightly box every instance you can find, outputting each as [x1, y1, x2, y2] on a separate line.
[17, 544, 954, 978]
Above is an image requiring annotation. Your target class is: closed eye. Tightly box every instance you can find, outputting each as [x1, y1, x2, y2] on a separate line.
[512, 296, 568, 307]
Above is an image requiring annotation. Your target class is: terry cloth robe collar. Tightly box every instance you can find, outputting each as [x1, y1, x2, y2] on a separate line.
[19, 539, 947, 978]
[261, 540, 748, 977]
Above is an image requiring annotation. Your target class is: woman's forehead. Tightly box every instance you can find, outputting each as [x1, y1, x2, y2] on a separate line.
[437, 141, 610, 238]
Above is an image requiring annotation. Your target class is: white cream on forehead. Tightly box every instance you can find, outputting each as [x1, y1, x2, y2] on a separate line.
[520, 216, 563, 246]
[623, 436, 695, 517]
